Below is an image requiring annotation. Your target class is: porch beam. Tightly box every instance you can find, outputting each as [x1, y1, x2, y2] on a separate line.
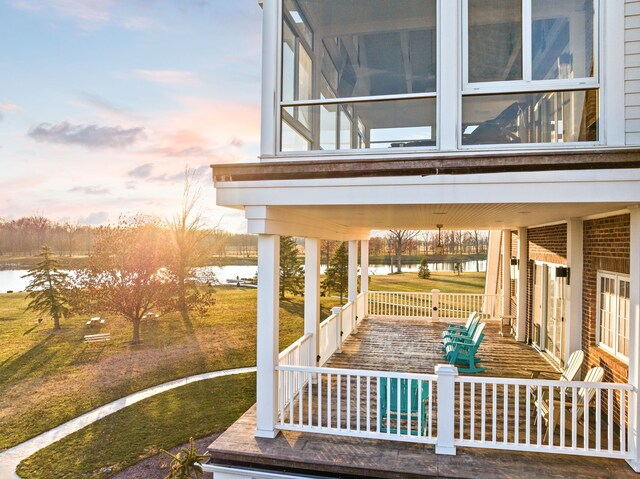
[516, 227, 528, 342]
[565, 218, 583, 362]
[348, 240, 358, 333]
[304, 238, 321, 367]
[501, 230, 512, 318]
[255, 234, 280, 438]
[627, 206, 640, 472]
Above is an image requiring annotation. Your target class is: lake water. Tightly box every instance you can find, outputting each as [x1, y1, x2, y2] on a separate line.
[0, 260, 486, 293]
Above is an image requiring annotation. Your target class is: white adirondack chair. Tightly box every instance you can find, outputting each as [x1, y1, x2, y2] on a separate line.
[530, 349, 585, 381]
[537, 366, 605, 443]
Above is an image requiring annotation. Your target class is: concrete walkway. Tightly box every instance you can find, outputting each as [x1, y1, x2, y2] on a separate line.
[0, 367, 256, 479]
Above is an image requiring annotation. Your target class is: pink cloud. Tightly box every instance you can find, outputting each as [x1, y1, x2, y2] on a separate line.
[0, 103, 22, 113]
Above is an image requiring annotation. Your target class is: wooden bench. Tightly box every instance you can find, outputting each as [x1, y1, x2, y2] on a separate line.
[84, 333, 111, 344]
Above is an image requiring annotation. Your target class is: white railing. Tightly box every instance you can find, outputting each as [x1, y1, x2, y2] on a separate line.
[368, 291, 433, 317]
[454, 376, 632, 459]
[368, 290, 503, 320]
[275, 363, 633, 461]
[356, 291, 367, 326]
[318, 310, 340, 367]
[277, 365, 437, 445]
[439, 293, 503, 320]
[278, 333, 315, 412]
[342, 301, 355, 338]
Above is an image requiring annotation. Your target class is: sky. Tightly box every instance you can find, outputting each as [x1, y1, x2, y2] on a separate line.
[0, 0, 263, 232]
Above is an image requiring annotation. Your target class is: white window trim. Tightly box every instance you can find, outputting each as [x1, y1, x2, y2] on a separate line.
[277, 0, 440, 154]
[595, 270, 630, 363]
[459, 0, 602, 149]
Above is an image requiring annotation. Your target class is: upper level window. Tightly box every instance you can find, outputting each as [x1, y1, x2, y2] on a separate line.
[596, 272, 630, 362]
[280, 0, 437, 153]
[463, 0, 599, 146]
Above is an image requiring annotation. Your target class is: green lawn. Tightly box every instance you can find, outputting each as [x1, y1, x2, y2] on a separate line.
[16, 373, 256, 479]
[0, 287, 339, 451]
[0, 271, 483, 452]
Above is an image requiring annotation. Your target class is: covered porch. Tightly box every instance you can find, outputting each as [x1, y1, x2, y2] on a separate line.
[208, 168, 640, 475]
[207, 314, 636, 478]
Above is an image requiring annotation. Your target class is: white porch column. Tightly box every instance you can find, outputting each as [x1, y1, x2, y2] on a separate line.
[627, 207, 640, 471]
[501, 229, 512, 317]
[361, 240, 370, 319]
[255, 234, 280, 439]
[516, 227, 528, 342]
[348, 240, 358, 333]
[565, 218, 584, 362]
[260, 0, 278, 156]
[305, 238, 321, 367]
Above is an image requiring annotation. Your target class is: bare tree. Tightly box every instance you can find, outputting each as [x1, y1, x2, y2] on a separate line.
[167, 168, 217, 320]
[385, 230, 419, 273]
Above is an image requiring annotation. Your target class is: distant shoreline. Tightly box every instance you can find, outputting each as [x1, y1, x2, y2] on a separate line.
[0, 253, 487, 271]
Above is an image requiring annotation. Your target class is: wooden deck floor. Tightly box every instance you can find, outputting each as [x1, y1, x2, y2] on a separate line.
[208, 318, 635, 478]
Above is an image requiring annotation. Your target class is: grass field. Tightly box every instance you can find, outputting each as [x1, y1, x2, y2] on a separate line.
[16, 373, 257, 479]
[0, 271, 484, 453]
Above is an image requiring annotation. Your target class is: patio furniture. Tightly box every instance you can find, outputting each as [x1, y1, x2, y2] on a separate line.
[441, 312, 479, 338]
[441, 315, 482, 352]
[444, 322, 487, 373]
[378, 377, 430, 435]
[86, 316, 105, 326]
[498, 314, 516, 337]
[84, 333, 111, 343]
[530, 350, 584, 381]
[537, 366, 605, 442]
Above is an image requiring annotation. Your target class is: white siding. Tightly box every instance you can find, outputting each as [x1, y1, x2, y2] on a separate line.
[627, 1, 640, 143]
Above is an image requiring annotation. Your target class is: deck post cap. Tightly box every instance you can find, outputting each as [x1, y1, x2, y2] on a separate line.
[435, 364, 458, 376]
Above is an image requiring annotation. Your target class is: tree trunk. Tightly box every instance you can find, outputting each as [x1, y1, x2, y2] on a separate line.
[52, 312, 60, 330]
[132, 318, 141, 344]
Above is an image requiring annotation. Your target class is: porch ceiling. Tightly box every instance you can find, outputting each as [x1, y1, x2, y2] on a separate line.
[265, 202, 629, 231]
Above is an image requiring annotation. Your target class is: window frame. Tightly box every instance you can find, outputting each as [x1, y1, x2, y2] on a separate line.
[277, 0, 440, 155]
[595, 270, 630, 363]
[460, 0, 602, 149]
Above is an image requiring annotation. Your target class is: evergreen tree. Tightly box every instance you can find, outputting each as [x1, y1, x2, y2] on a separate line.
[322, 242, 349, 302]
[280, 236, 304, 299]
[22, 245, 70, 330]
[418, 257, 431, 280]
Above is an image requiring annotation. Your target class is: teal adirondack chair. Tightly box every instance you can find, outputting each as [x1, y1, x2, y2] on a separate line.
[441, 315, 481, 352]
[444, 322, 486, 373]
[378, 377, 430, 435]
[441, 312, 478, 338]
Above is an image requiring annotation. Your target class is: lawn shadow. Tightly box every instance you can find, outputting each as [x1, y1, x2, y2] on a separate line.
[73, 344, 108, 364]
[0, 334, 58, 387]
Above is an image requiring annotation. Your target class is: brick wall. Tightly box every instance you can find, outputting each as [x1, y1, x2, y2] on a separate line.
[582, 214, 631, 385]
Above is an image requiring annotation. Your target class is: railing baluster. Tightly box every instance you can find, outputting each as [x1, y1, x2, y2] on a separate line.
[289, 370, 294, 426]
[504, 384, 509, 444]
[396, 377, 401, 436]
[471, 382, 476, 441]
[408, 378, 412, 436]
[318, 373, 322, 428]
[337, 374, 341, 430]
[596, 388, 602, 451]
[481, 383, 486, 442]
[298, 371, 303, 426]
[536, 385, 542, 447]
[583, 387, 590, 451]
[428, 380, 433, 438]
[492, 383, 497, 443]
[526, 384, 531, 447]
[572, 386, 577, 450]
[386, 376, 391, 434]
[366, 376, 371, 433]
[417, 380, 423, 437]
[356, 375, 361, 432]
[327, 373, 332, 429]
[279, 370, 284, 426]
[560, 386, 566, 449]
[459, 382, 465, 440]
[514, 384, 519, 445]
[621, 390, 627, 453]
[347, 374, 352, 432]
[308, 372, 312, 428]
[607, 388, 613, 453]
[548, 385, 554, 447]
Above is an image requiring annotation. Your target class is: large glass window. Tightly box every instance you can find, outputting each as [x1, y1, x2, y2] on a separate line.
[463, 0, 599, 146]
[468, 0, 522, 83]
[462, 89, 598, 145]
[280, 0, 437, 153]
[597, 272, 630, 362]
